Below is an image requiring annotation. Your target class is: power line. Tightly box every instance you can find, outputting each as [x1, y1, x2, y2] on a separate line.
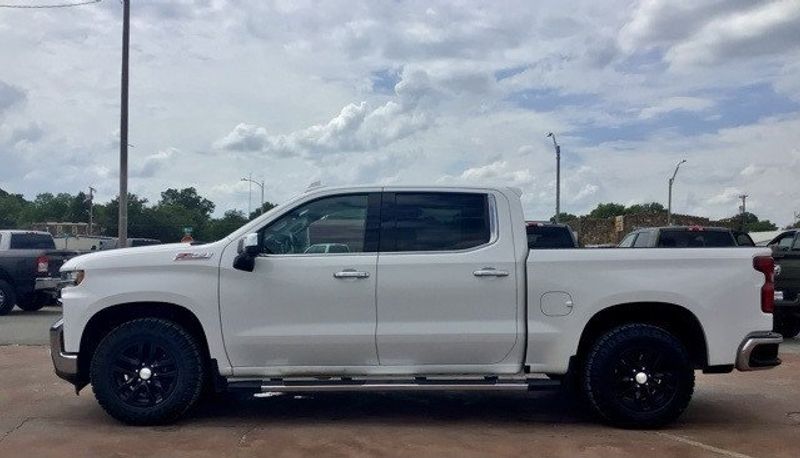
[0, 0, 100, 9]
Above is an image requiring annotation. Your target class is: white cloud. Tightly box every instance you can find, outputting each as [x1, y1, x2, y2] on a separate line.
[638, 97, 714, 119]
[0, 0, 799, 227]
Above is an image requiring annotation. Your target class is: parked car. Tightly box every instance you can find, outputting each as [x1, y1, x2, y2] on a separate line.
[767, 229, 800, 338]
[52, 186, 780, 428]
[618, 226, 753, 248]
[526, 221, 578, 249]
[0, 230, 77, 314]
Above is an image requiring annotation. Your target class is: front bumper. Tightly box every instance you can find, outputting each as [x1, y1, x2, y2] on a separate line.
[735, 332, 783, 371]
[50, 319, 79, 385]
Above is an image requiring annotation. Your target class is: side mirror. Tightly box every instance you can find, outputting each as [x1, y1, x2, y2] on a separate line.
[234, 233, 259, 272]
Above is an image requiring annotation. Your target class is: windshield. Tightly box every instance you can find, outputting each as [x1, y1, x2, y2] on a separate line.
[9, 233, 55, 250]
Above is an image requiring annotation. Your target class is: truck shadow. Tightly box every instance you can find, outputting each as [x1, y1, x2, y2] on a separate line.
[192, 389, 595, 425]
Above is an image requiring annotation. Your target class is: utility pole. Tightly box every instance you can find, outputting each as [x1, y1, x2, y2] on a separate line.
[118, 0, 130, 247]
[546, 132, 561, 223]
[85, 186, 96, 236]
[667, 159, 687, 226]
[241, 176, 265, 217]
[738, 194, 749, 231]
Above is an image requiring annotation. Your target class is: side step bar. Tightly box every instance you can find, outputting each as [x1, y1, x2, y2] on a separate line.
[227, 378, 561, 393]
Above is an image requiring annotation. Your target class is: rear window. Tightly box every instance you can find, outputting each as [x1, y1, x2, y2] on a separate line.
[527, 225, 575, 249]
[9, 233, 55, 250]
[657, 230, 735, 248]
[387, 192, 491, 252]
[633, 231, 654, 247]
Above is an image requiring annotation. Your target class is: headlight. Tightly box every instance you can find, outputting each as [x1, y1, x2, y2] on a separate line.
[60, 270, 85, 288]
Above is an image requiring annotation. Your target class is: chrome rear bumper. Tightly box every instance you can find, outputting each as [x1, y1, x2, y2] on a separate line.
[50, 319, 79, 385]
[736, 332, 782, 371]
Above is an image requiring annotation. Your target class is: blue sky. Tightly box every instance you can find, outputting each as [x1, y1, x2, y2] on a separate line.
[1, 0, 799, 225]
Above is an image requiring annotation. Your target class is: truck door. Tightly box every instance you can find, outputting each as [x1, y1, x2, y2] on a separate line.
[375, 190, 520, 369]
[219, 192, 382, 369]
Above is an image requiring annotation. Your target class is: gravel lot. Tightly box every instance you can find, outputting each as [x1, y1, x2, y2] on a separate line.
[1, 309, 799, 457]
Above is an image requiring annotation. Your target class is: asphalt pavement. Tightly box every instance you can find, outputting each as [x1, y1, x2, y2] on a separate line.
[0, 309, 799, 457]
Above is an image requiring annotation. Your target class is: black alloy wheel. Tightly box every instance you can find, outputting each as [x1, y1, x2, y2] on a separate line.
[91, 318, 205, 425]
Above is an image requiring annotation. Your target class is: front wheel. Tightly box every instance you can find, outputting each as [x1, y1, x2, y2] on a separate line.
[582, 324, 695, 428]
[90, 318, 205, 425]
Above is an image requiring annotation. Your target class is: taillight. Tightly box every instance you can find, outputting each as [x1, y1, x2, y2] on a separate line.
[753, 256, 775, 314]
[36, 255, 49, 275]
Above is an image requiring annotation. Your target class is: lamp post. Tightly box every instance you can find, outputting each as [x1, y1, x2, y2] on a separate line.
[546, 132, 561, 223]
[241, 176, 265, 217]
[667, 159, 687, 226]
[118, 0, 130, 247]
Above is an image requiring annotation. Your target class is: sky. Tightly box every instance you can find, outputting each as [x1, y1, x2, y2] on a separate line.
[1, 0, 799, 225]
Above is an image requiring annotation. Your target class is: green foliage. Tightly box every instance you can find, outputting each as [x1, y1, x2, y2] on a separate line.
[0, 187, 276, 243]
[249, 201, 277, 220]
[588, 203, 627, 219]
[625, 202, 666, 214]
[549, 212, 578, 224]
[733, 212, 778, 232]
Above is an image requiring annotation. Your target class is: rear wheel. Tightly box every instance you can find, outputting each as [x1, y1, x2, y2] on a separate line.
[16, 294, 46, 312]
[775, 315, 800, 339]
[0, 281, 16, 315]
[582, 323, 694, 428]
[90, 318, 205, 425]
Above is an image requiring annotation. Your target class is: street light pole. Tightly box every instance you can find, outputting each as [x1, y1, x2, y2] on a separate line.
[118, 0, 130, 247]
[667, 159, 687, 226]
[546, 132, 561, 223]
[241, 177, 265, 216]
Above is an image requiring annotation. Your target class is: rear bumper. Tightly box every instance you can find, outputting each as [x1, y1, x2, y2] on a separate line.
[50, 319, 79, 385]
[35, 277, 61, 291]
[736, 332, 782, 371]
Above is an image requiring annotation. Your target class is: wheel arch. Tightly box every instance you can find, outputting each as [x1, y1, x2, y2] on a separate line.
[575, 302, 709, 370]
[77, 301, 217, 390]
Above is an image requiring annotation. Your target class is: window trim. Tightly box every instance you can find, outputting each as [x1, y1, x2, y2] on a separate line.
[254, 192, 381, 258]
[378, 191, 498, 255]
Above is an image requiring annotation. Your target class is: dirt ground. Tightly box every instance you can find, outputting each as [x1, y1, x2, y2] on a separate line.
[0, 342, 798, 458]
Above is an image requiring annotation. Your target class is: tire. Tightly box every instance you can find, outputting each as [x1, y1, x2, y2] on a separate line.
[582, 323, 695, 428]
[90, 318, 205, 425]
[0, 280, 16, 316]
[775, 315, 800, 339]
[16, 294, 45, 312]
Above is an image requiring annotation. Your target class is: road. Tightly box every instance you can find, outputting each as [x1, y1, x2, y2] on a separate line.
[0, 309, 799, 457]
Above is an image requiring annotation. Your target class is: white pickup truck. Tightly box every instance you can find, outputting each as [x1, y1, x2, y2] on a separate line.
[51, 185, 782, 427]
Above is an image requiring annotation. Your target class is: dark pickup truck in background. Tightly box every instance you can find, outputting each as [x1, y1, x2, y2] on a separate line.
[769, 229, 800, 338]
[0, 230, 77, 315]
[525, 222, 579, 249]
[618, 226, 755, 248]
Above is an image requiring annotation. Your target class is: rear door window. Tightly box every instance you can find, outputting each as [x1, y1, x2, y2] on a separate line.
[9, 233, 55, 250]
[382, 192, 491, 252]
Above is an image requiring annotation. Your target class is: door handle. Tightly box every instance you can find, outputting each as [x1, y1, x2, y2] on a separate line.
[473, 267, 509, 277]
[333, 269, 370, 279]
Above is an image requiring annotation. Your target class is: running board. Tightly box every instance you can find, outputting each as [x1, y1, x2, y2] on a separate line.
[227, 377, 561, 393]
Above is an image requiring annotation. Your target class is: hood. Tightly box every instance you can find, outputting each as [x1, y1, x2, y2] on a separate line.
[60, 242, 222, 271]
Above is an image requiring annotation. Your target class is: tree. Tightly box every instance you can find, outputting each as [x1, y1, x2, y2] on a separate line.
[734, 212, 778, 232]
[207, 210, 248, 240]
[249, 201, 277, 220]
[549, 212, 578, 224]
[159, 188, 215, 218]
[588, 203, 627, 219]
[625, 202, 665, 214]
